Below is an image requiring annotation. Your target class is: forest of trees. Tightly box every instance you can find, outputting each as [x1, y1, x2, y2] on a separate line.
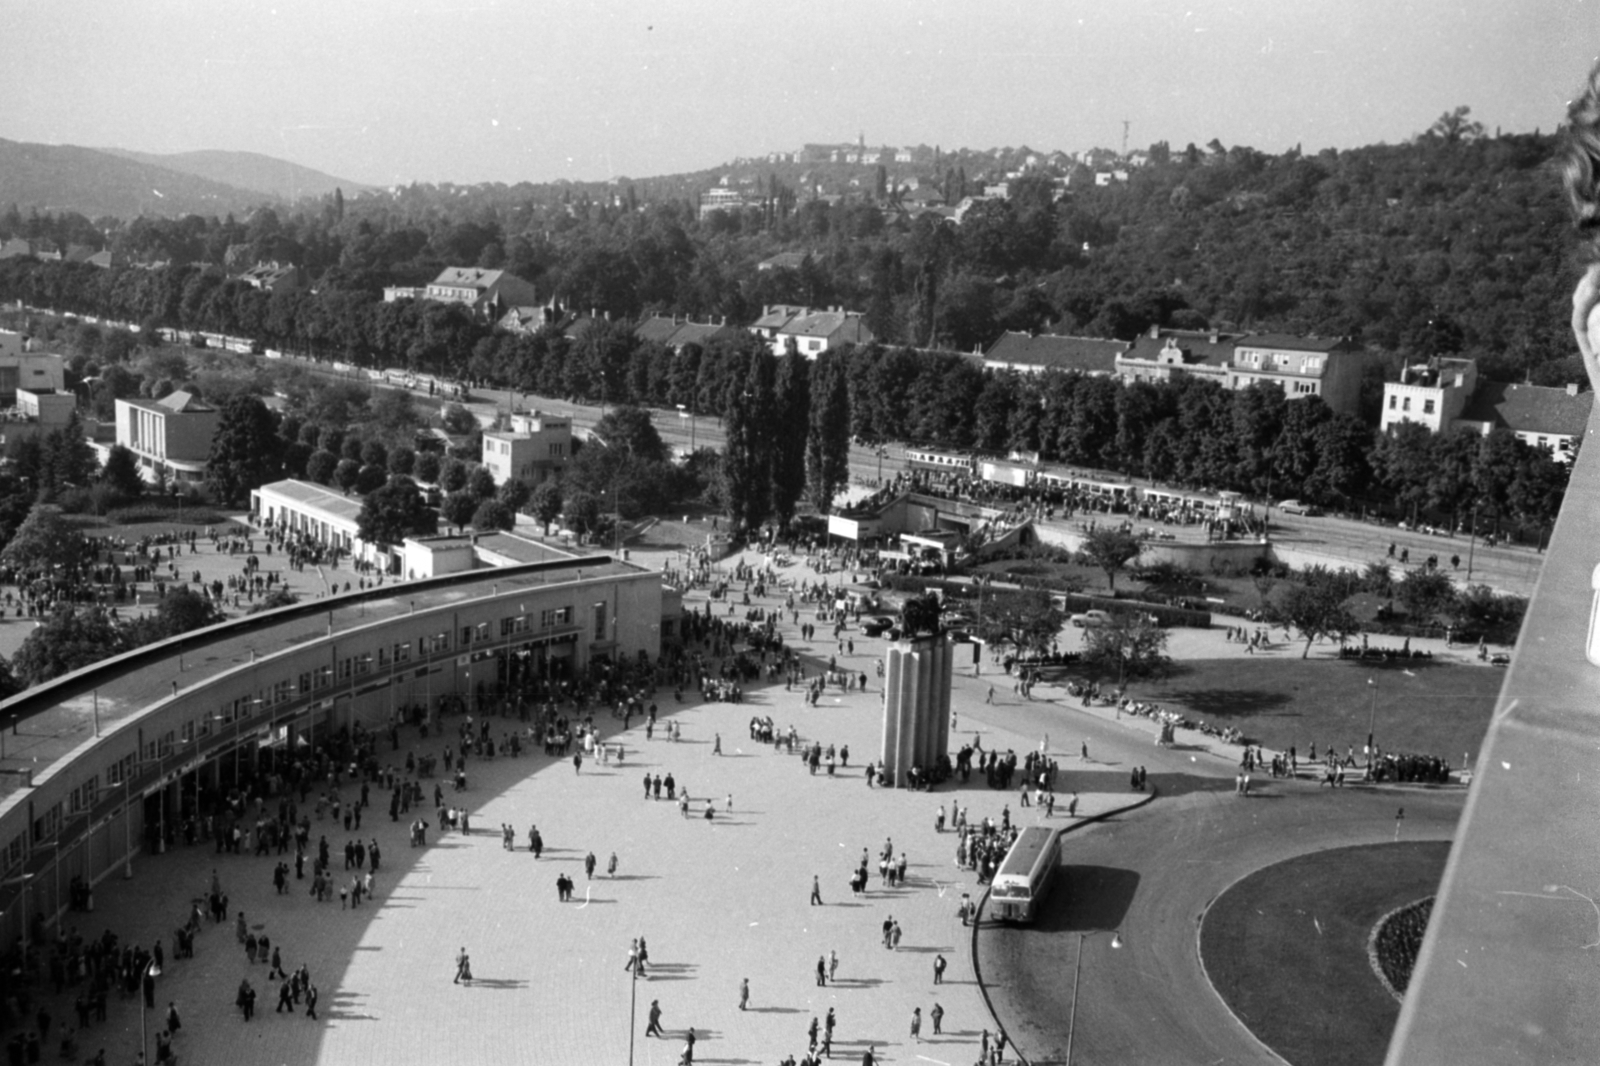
[0, 114, 1580, 537]
[0, 114, 1584, 385]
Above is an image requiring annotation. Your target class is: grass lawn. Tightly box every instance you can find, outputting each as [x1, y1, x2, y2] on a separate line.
[1201, 841, 1450, 1066]
[1134, 656, 1502, 760]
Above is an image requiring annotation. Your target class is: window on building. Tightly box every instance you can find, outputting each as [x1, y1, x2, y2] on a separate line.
[3, 833, 24, 875]
[31, 802, 61, 844]
[395, 641, 411, 663]
[1423, 399, 1435, 415]
[460, 626, 473, 646]
[595, 602, 607, 640]
[1402, 398, 1411, 412]
[1388, 395, 1397, 410]
[69, 776, 99, 815]
[540, 606, 573, 628]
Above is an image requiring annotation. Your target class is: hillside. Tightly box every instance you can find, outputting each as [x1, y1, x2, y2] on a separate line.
[0, 138, 276, 218]
[100, 147, 370, 202]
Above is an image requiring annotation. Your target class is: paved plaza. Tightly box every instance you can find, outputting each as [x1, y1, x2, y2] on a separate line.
[11, 543, 1157, 1066]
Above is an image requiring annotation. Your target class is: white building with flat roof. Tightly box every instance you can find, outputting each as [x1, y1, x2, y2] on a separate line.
[482, 412, 571, 486]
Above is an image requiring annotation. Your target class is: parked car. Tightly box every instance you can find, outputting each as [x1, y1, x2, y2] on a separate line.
[1277, 499, 1322, 517]
[863, 616, 898, 637]
[1069, 610, 1113, 629]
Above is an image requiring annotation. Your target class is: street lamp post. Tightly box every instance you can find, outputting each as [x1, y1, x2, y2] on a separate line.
[1366, 678, 1378, 772]
[676, 404, 696, 454]
[628, 954, 639, 1066]
[139, 955, 161, 1066]
[3, 872, 34, 963]
[875, 446, 889, 486]
[1065, 929, 1124, 1066]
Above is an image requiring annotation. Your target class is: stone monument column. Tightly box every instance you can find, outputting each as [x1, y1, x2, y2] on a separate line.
[879, 632, 954, 787]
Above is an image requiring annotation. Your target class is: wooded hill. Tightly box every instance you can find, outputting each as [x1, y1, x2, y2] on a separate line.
[0, 114, 1585, 385]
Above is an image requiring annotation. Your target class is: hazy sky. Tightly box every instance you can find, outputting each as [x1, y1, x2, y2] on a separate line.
[3, 0, 1597, 187]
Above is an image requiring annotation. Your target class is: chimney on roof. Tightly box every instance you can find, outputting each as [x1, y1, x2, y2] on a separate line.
[1569, 383, 1580, 397]
[1209, 332, 1219, 344]
[1147, 324, 1159, 339]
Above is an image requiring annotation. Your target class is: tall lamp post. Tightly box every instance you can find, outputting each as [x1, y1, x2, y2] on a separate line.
[139, 954, 161, 1066]
[1366, 678, 1378, 772]
[627, 946, 639, 1066]
[1065, 929, 1123, 1066]
[2, 872, 35, 963]
[676, 404, 696, 454]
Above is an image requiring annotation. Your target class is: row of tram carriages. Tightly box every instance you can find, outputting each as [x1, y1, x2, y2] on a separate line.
[901, 447, 1254, 534]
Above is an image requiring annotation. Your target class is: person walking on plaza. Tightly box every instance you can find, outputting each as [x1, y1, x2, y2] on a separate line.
[910, 1007, 922, 1042]
[738, 978, 749, 1011]
[646, 1000, 665, 1037]
[933, 953, 947, 984]
[808, 1016, 820, 1052]
[828, 950, 839, 982]
[930, 1002, 944, 1035]
[811, 874, 823, 905]
[585, 851, 597, 880]
[454, 947, 472, 984]
[608, 852, 619, 877]
[305, 984, 318, 1020]
[815, 955, 827, 986]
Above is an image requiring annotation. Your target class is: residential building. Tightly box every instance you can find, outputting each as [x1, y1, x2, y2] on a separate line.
[698, 187, 752, 218]
[497, 302, 575, 336]
[758, 251, 809, 272]
[114, 391, 222, 486]
[1115, 327, 1242, 387]
[1379, 357, 1478, 434]
[761, 306, 874, 358]
[1455, 381, 1592, 462]
[0, 350, 65, 405]
[633, 315, 738, 354]
[382, 286, 426, 303]
[481, 411, 572, 486]
[0, 238, 60, 260]
[0, 387, 75, 449]
[422, 267, 540, 320]
[235, 261, 305, 293]
[1226, 333, 1369, 416]
[751, 305, 808, 346]
[0, 329, 27, 362]
[983, 332, 1129, 376]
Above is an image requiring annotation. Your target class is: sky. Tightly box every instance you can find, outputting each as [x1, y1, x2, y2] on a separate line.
[2, 0, 1597, 187]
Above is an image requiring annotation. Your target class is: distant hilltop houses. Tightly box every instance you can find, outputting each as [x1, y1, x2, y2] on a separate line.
[706, 136, 1152, 224]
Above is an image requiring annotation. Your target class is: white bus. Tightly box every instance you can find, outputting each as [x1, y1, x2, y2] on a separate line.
[989, 825, 1063, 922]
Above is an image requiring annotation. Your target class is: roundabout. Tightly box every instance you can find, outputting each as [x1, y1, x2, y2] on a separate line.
[1200, 841, 1450, 1066]
[976, 779, 1462, 1065]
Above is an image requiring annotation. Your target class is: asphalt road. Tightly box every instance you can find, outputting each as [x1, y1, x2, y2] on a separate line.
[976, 775, 1462, 1066]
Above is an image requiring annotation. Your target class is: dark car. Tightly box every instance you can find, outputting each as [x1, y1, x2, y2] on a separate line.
[862, 616, 897, 637]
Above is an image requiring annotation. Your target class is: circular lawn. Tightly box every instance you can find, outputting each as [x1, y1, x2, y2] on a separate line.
[1199, 841, 1450, 1066]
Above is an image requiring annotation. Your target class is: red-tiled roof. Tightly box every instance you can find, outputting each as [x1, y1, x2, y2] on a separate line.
[1459, 382, 1593, 437]
[1234, 333, 1352, 353]
[983, 332, 1128, 373]
[1123, 328, 1241, 367]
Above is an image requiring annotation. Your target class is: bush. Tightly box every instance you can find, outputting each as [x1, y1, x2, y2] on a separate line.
[1373, 898, 1434, 995]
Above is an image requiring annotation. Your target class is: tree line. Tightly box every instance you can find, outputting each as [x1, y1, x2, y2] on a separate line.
[0, 114, 1584, 384]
